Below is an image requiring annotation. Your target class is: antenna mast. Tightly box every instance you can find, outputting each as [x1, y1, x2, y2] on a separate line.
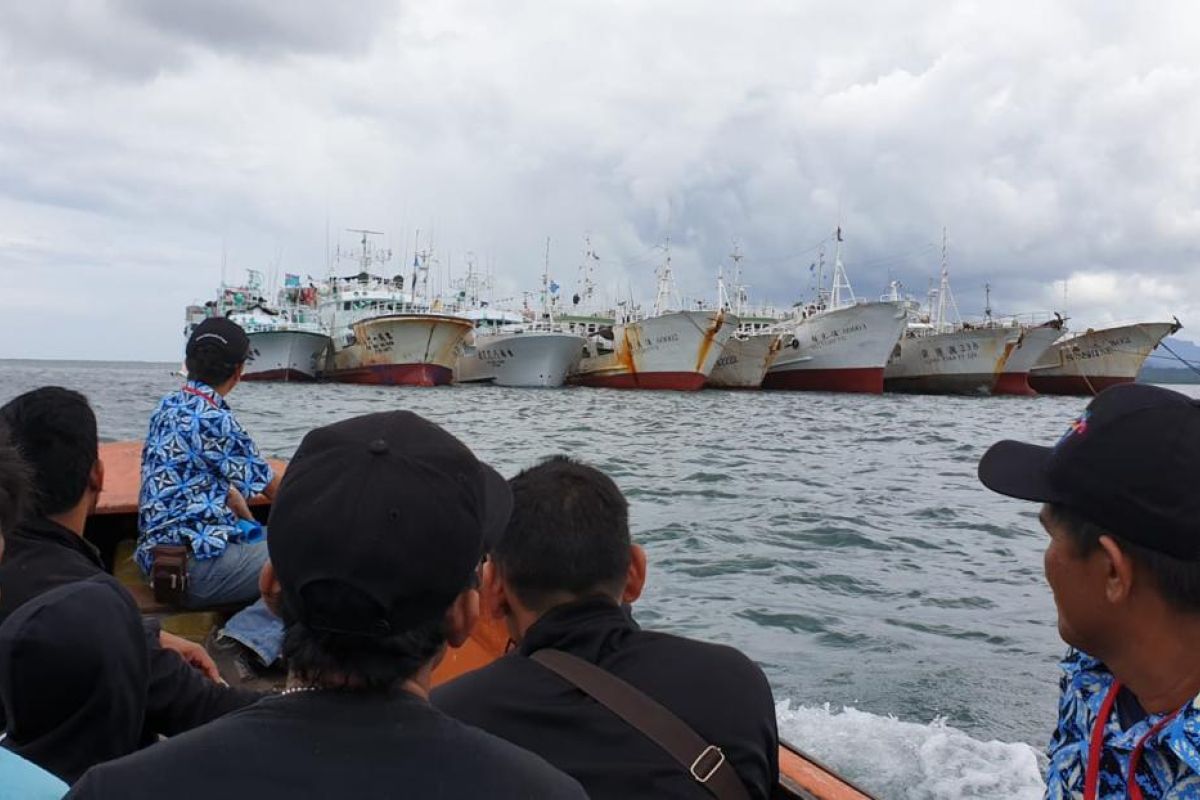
[653, 237, 677, 317]
[830, 226, 856, 308]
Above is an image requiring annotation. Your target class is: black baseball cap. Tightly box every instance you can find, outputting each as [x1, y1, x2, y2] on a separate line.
[978, 383, 1200, 559]
[186, 317, 250, 363]
[268, 411, 512, 636]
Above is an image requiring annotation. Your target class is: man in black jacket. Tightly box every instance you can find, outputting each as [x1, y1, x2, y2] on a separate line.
[433, 455, 780, 799]
[0, 387, 258, 738]
[68, 412, 585, 799]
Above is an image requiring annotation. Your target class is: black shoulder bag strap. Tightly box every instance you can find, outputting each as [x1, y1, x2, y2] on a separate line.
[530, 648, 751, 800]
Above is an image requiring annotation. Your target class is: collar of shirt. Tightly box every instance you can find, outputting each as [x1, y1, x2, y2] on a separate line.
[7, 517, 104, 570]
[518, 596, 639, 660]
[181, 379, 229, 410]
[1068, 650, 1200, 776]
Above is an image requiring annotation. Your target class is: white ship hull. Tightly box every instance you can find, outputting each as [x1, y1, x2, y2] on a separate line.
[764, 301, 908, 393]
[884, 327, 1019, 395]
[455, 331, 585, 388]
[242, 330, 330, 382]
[992, 320, 1066, 396]
[325, 314, 473, 386]
[1029, 320, 1182, 395]
[706, 332, 787, 389]
[570, 310, 736, 391]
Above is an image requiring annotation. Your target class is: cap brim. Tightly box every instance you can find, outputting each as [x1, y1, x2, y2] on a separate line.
[479, 463, 513, 552]
[977, 440, 1063, 503]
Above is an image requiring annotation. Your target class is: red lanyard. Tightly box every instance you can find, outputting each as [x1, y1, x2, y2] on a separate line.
[1084, 680, 1184, 800]
[182, 385, 219, 408]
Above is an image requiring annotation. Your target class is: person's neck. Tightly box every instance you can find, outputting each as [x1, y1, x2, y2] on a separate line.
[509, 592, 621, 641]
[286, 663, 434, 701]
[1102, 612, 1200, 714]
[46, 501, 90, 538]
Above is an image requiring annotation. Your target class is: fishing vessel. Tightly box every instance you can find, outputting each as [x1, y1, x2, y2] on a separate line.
[569, 242, 737, 390]
[991, 315, 1066, 396]
[882, 255, 1021, 395]
[763, 230, 908, 393]
[319, 230, 472, 386]
[92, 440, 877, 800]
[706, 249, 789, 389]
[1028, 319, 1183, 395]
[184, 270, 330, 382]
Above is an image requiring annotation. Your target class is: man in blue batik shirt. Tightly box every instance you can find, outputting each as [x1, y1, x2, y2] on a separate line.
[139, 317, 283, 666]
[978, 384, 1200, 800]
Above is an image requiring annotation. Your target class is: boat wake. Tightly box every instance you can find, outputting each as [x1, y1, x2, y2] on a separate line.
[776, 701, 1045, 799]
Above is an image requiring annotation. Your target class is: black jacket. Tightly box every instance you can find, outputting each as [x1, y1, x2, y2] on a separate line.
[68, 691, 587, 799]
[0, 517, 258, 738]
[433, 597, 779, 799]
[0, 577, 148, 783]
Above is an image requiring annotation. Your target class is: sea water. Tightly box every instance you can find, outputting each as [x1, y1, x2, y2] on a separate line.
[4, 360, 1196, 799]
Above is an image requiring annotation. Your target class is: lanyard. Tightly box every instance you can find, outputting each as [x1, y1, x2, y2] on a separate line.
[181, 385, 219, 408]
[1084, 680, 1184, 800]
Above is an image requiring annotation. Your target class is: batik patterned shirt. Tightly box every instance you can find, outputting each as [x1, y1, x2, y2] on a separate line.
[1046, 648, 1200, 799]
[136, 380, 273, 573]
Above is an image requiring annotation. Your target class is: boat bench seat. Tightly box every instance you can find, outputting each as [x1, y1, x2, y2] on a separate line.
[112, 539, 234, 643]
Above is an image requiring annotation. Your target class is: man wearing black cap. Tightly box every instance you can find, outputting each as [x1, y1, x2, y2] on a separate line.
[978, 383, 1200, 800]
[69, 411, 586, 799]
[138, 317, 283, 665]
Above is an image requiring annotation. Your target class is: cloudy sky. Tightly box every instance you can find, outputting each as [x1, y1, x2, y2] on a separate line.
[2, 0, 1198, 360]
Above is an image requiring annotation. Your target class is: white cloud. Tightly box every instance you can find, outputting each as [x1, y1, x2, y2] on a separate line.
[1, 0, 1199, 359]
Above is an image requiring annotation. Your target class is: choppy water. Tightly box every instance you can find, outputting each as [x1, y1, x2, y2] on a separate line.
[4, 359, 1197, 799]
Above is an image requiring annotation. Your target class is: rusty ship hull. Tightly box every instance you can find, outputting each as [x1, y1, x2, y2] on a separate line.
[991, 319, 1066, 396]
[884, 326, 1019, 395]
[324, 314, 473, 387]
[1028, 320, 1181, 395]
[569, 310, 736, 391]
[706, 332, 787, 389]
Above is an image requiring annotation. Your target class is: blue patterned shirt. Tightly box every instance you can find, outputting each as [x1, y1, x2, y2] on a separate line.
[136, 380, 273, 573]
[1046, 649, 1200, 799]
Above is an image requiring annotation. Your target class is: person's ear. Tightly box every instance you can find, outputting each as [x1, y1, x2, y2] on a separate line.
[1098, 535, 1134, 604]
[482, 560, 511, 620]
[445, 586, 480, 648]
[259, 560, 283, 617]
[91, 457, 105, 494]
[622, 544, 647, 605]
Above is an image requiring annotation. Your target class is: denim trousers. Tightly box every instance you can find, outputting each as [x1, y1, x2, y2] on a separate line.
[185, 538, 284, 665]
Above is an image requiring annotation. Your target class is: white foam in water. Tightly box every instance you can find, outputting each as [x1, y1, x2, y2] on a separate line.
[776, 701, 1046, 800]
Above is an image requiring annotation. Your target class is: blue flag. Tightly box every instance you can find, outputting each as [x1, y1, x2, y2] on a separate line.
[549, 281, 560, 294]
[284, 273, 301, 287]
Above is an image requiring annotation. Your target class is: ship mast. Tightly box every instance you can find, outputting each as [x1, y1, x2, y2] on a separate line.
[574, 235, 599, 311]
[829, 226, 856, 309]
[932, 228, 960, 334]
[542, 237, 555, 325]
[652, 237, 678, 317]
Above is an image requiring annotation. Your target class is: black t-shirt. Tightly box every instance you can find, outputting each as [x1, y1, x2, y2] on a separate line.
[0, 517, 258, 738]
[433, 597, 779, 799]
[68, 690, 587, 799]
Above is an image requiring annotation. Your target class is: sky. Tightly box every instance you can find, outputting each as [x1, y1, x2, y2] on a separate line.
[1, 0, 1198, 360]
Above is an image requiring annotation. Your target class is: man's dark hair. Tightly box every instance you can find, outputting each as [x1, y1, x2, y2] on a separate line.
[494, 455, 631, 611]
[184, 341, 244, 387]
[280, 582, 447, 690]
[1050, 503, 1200, 614]
[0, 423, 32, 533]
[0, 388, 97, 516]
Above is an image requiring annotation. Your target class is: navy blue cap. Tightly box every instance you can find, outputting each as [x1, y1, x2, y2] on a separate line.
[979, 383, 1200, 559]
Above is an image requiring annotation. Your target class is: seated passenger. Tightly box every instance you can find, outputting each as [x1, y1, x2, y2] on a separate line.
[69, 412, 586, 800]
[0, 387, 259, 736]
[0, 424, 67, 799]
[138, 317, 284, 666]
[0, 577, 147, 784]
[434, 456, 779, 799]
[978, 384, 1200, 799]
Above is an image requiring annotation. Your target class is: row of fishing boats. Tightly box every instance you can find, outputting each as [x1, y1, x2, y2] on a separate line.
[186, 230, 1183, 397]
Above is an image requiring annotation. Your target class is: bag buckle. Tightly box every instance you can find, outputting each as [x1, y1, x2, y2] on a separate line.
[689, 745, 725, 784]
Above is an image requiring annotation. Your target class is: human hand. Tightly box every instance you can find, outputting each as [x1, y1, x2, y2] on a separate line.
[228, 486, 253, 520]
[160, 630, 225, 684]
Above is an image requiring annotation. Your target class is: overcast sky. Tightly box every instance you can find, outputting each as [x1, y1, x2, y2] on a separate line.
[2, 0, 1198, 360]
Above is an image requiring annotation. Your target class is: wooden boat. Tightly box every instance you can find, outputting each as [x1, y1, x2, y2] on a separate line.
[88, 441, 875, 800]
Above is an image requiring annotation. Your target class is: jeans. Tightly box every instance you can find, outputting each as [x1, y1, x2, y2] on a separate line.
[185, 538, 284, 665]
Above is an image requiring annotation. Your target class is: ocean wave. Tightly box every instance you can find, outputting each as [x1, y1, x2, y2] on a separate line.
[776, 701, 1045, 800]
